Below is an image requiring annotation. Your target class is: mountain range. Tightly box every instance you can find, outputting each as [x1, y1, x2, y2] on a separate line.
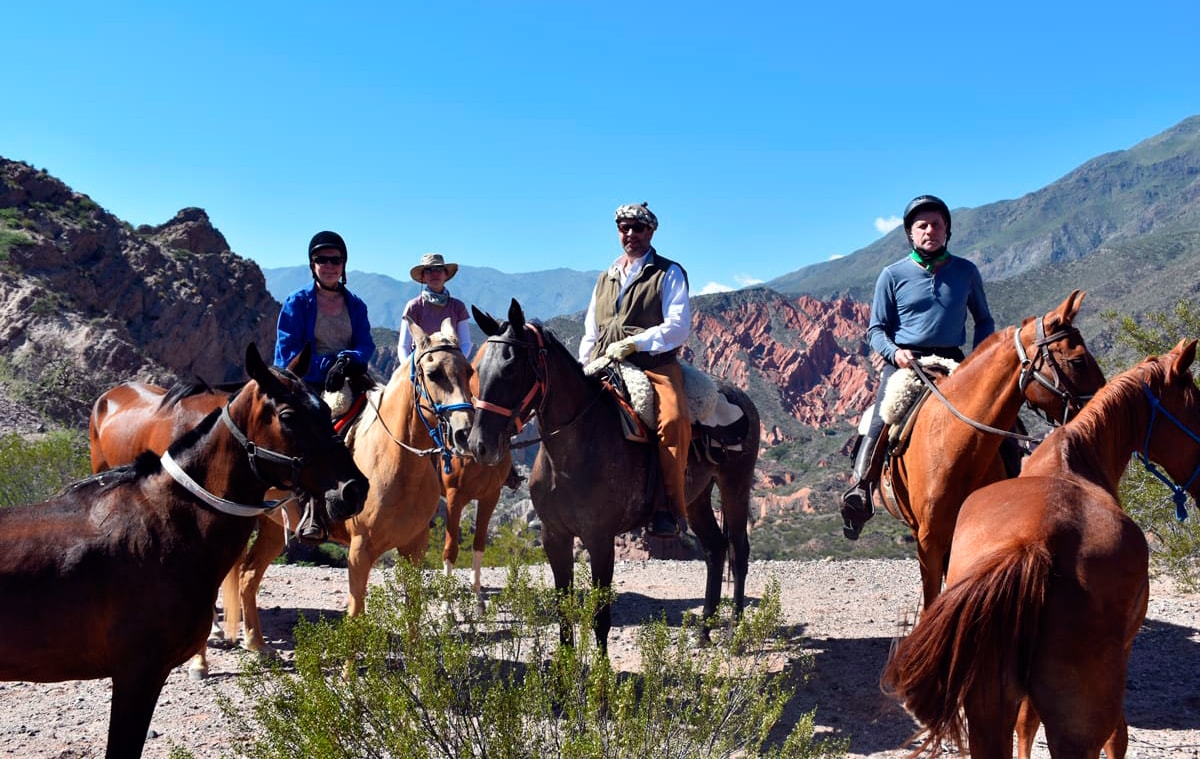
[1, 114, 1198, 559]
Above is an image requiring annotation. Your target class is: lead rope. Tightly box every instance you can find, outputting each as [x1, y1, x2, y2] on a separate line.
[1136, 382, 1200, 521]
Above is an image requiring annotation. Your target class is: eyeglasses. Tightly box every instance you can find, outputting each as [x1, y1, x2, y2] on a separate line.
[424, 266, 447, 275]
[617, 222, 648, 234]
[313, 255, 344, 266]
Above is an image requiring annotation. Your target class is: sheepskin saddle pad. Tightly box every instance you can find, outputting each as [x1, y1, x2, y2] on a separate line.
[879, 355, 959, 426]
[583, 358, 745, 440]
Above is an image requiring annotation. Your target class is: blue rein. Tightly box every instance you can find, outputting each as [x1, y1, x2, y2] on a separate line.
[410, 347, 473, 474]
[1136, 382, 1200, 521]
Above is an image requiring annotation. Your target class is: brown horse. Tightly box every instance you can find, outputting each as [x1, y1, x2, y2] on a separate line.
[467, 300, 760, 650]
[439, 340, 515, 604]
[878, 290, 1105, 608]
[883, 339, 1200, 758]
[0, 344, 367, 759]
[221, 320, 474, 653]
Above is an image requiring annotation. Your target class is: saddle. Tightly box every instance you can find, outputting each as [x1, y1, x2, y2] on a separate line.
[584, 359, 748, 458]
[322, 360, 378, 436]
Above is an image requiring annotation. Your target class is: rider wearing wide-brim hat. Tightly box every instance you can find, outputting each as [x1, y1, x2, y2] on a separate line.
[398, 252, 472, 362]
[840, 195, 995, 540]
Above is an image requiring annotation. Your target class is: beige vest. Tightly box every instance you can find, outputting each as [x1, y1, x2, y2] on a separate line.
[590, 248, 685, 370]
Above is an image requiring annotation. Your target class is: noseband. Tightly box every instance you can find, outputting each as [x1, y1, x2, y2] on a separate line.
[410, 342, 475, 473]
[474, 323, 550, 435]
[1136, 382, 1200, 521]
[1014, 317, 1093, 425]
[161, 387, 325, 517]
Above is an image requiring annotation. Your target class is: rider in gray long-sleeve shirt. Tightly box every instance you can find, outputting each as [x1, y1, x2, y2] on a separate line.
[841, 195, 994, 540]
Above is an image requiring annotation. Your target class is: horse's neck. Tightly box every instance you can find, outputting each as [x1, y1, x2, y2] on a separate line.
[942, 335, 1023, 421]
[374, 371, 434, 445]
[540, 349, 604, 433]
[1023, 396, 1141, 494]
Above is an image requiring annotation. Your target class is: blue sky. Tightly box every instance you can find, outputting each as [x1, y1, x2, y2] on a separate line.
[3, 1, 1197, 294]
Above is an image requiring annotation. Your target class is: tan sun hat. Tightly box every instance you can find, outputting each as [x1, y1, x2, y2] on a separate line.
[409, 252, 459, 283]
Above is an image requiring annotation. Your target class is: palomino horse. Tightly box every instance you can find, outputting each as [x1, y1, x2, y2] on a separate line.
[879, 290, 1105, 608]
[221, 320, 474, 653]
[883, 339, 1200, 758]
[468, 300, 760, 649]
[0, 344, 367, 759]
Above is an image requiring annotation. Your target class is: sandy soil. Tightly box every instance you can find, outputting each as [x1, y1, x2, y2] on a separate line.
[2, 559, 1198, 758]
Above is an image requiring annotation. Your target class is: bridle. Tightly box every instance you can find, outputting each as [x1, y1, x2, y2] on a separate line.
[910, 316, 1094, 443]
[474, 323, 550, 440]
[1136, 381, 1200, 522]
[410, 343, 474, 473]
[161, 386, 325, 517]
[473, 323, 606, 448]
[1014, 317, 1094, 426]
[362, 342, 474, 473]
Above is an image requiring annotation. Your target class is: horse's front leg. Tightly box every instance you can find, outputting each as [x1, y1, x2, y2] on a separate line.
[107, 668, 169, 759]
[1016, 698, 1041, 759]
[541, 525, 575, 647]
[589, 538, 616, 654]
[686, 483, 726, 644]
[916, 536, 947, 610]
[442, 486, 466, 575]
[239, 520, 286, 653]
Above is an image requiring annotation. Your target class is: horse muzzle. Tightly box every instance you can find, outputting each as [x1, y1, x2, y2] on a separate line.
[325, 478, 369, 520]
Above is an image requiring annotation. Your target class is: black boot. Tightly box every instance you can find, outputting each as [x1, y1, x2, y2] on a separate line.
[840, 428, 881, 540]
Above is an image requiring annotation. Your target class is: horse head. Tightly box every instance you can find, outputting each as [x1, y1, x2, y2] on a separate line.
[1015, 290, 1106, 425]
[468, 299, 543, 466]
[1133, 338, 1200, 511]
[408, 317, 475, 456]
[240, 342, 369, 521]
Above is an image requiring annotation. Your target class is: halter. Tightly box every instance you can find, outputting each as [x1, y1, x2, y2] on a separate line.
[1014, 317, 1093, 426]
[161, 389, 313, 517]
[1136, 382, 1200, 521]
[410, 342, 474, 473]
[474, 323, 550, 435]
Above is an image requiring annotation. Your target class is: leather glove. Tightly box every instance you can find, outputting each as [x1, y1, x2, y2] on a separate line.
[604, 337, 638, 362]
[325, 355, 351, 392]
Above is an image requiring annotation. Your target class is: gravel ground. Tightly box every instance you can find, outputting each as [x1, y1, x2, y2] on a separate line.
[2, 558, 1198, 758]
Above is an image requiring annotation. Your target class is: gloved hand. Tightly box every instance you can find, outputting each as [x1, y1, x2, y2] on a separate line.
[325, 354, 351, 392]
[604, 337, 638, 362]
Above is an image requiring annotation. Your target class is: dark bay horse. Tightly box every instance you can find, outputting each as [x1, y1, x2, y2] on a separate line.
[883, 339, 1200, 758]
[0, 344, 368, 759]
[879, 290, 1105, 608]
[467, 300, 760, 649]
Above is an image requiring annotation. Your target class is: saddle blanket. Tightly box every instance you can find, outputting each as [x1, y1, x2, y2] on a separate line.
[879, 356, 959, 425]
[583, 357, 744, 431]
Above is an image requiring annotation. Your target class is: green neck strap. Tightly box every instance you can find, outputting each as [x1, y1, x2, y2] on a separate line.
[909, 248, 949, 272]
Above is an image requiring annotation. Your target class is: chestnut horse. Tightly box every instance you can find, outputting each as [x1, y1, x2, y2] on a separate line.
[440, 340, 515, 604]
[87, 321, 472, 671]
[468, 300, 760, 650]
[884, 339, 1200, 758]
[221, 320, 474, 654]
[0, 344, 367, 759]
[879, 290, 1105, 608]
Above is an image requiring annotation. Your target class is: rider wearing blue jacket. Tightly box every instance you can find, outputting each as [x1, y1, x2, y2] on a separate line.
[274, 230, 375, 392]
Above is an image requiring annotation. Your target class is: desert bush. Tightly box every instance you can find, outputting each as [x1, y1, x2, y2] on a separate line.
[0, 431, 91, 507]
[221, 560, 846, 759]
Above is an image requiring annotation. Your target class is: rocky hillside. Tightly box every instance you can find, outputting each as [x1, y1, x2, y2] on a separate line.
[0, 158, 277, 430]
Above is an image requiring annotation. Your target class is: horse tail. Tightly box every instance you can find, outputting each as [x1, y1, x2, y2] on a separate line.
[882, 541, 1049, 754]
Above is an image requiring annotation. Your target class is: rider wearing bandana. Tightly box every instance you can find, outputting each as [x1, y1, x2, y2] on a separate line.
[398, 253, 473, 362]
[841, 195, 995, 540]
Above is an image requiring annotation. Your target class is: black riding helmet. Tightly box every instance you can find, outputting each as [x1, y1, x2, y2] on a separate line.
[308, 230, 348, 287]
[902, 195, 952, 245]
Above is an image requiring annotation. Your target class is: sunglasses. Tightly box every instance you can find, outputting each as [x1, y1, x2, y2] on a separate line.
[313, 255, 344, 266]
[617, 222, 648, 234]
[424, 266, 447, 275]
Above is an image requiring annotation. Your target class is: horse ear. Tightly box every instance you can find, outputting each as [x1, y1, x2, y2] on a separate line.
[1060, 290, 1085, 324]
[507, 299, 525, 332]
[409, 319, 429, 350]
[473, 305, 501, 337]
[288, 343, 313, 377]
[245, 343, 266, 380]
[1169, 338, 1197, 378]
[439, 316, 457, 344]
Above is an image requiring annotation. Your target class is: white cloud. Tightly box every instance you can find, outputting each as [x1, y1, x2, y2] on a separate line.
[697, 281, 733, 295]
[697, 274, 763, 295]
[829, 254, 844, 260]
[734, 274, 763, 288]
[875, 215, 902, 235]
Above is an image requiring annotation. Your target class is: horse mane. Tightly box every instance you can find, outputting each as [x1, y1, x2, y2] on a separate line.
[953, 323, 1017, 372]
[530, 320, 601, 389]
[1067, 356, 1161, 448]
[160, 381, 218, 409]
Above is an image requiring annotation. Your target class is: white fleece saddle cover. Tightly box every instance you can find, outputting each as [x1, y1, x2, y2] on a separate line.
[879, 356, 959, 425]
[583, 358, 744, 430]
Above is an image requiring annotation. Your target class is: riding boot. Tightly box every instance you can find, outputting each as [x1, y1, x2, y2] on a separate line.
[840, 427, 881, 541]
[297, 494, 326, 543]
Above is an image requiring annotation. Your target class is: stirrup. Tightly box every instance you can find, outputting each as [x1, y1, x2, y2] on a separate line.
[296, 499, 327, 544]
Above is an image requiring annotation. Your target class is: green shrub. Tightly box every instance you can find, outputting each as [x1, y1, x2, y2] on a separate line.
[0, 431, 91, 507]
[222, 560, 847, 759]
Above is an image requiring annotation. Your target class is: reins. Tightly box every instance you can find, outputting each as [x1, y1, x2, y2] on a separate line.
[1137, 381, 1200, 521]
[910, 317, 1087, 445]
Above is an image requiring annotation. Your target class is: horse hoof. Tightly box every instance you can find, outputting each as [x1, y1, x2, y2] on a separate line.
[187, 664, 208, 681]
